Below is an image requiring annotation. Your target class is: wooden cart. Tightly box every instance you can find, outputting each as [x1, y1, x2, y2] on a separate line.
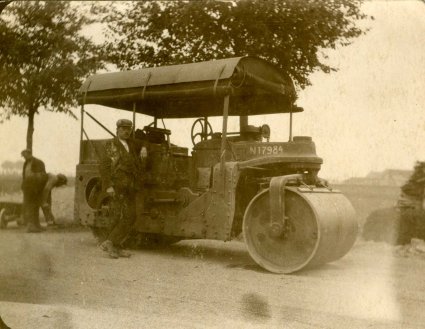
[0, 201, 23, 229]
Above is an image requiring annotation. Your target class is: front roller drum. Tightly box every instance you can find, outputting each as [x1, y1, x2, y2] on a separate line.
[243, 187, 358, 273]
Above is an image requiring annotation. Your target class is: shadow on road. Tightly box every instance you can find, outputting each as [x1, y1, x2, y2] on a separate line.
[138, 239, 270, 273]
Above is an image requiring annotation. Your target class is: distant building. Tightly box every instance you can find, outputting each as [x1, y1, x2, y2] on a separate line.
[343, 169, 412, 186]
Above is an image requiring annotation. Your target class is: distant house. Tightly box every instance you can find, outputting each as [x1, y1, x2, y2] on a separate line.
[343, 169, 412, 186]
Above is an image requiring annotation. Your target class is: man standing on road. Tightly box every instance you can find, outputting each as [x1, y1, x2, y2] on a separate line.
[40, 173, 68, 226]
[99, 119, 146, 258]
[21, 149, 47, 233]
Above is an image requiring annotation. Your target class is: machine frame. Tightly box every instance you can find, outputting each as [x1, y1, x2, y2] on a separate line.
[75, 56, 357, 273]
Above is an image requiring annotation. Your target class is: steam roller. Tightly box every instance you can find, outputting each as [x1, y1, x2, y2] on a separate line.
[243, 176, 358, 274]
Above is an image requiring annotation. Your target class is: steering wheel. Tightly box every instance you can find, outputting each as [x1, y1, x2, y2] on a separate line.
[191, 118, 213, 145]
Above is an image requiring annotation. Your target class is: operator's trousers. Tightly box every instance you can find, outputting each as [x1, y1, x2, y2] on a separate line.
[22, 175, 47, 227]
[107, 188, 136, 247]
[41, 192, 55, 224]
[23, 189, 42, 228]
[42, 205, 55, 224]
[23, 188, 55, 226]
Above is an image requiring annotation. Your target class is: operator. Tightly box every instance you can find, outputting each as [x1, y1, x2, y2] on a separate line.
[21, 149, 47, 233]
[40, 173, 68, 226]
[99, 119, 147, 259]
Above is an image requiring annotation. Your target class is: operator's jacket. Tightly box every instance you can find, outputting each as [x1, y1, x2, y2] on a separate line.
[99, 138, 144, 193]
[40, 173, 59, 207]
[21, 157, 47, 195]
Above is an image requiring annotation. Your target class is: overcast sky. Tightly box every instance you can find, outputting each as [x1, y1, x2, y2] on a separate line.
[0, 0, 424, 181]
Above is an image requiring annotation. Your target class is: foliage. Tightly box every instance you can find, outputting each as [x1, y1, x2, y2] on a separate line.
[1, 160, 23, 172]
[0, 1, 104, 149]
[401, 162, 425, 200]
[0, 1, 12, 14]
[104, 0, 371, 89]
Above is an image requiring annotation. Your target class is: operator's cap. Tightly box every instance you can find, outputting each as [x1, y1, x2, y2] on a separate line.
[57, 173, 68, 185]
[116, 119, 133, 128]
[21, 148, 32, 156]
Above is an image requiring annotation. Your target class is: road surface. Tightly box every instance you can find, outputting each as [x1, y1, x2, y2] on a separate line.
[1, 227, 425, 329]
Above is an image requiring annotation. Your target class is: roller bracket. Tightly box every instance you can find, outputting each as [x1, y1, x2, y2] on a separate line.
[269, 174, 303, 238]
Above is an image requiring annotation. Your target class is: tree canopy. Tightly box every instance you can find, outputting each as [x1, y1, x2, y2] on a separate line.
[104, 0, 371, 89]
[1, 159, 23, 172]
[0, 1, 12, 14]
[0, 1, 104, 150]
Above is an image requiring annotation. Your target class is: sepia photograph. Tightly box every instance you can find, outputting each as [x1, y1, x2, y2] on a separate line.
[0, 0, 424, 328]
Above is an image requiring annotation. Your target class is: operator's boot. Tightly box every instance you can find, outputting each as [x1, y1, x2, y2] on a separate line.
[34, 220, 46, 232]
[46, 220, 58, 228]
[42, 205, 57, 227]
[25, 203, 44, 232]
[26, 223, 44, 233]
[100, 240, 119, 259]
[116, 248, 131, 258]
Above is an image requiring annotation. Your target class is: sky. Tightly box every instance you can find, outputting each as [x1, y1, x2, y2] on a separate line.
[0, 0, 424, 181]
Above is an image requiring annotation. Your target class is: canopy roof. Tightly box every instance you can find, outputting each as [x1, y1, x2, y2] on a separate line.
[78, 56, 302, 118]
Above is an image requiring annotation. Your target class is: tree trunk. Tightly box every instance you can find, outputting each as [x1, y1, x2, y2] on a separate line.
[26, 109, 35, 151]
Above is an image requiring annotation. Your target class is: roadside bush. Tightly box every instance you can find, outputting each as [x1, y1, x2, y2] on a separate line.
[363, 207, 425, 245]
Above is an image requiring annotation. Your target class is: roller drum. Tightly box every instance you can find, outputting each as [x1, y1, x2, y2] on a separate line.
[243, 187, 358, 273]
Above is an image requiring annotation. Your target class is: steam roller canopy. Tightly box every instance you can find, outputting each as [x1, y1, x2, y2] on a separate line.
[243, 187, 358, 274]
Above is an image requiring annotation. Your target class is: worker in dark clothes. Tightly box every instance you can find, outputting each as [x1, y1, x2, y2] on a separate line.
[99, 119, 146, 258]
[40, 173, 68, 226]
[21, 149, 47, 233]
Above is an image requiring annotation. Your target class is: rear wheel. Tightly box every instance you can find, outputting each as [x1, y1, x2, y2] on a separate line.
[88, 189, 182, 249]
[243, 187, 358, 273]
[90, 226, 111, 244]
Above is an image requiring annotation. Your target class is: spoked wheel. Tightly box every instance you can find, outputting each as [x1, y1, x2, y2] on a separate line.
[243, 187, 358, 274]
[88, 189, 114, 245]
[191, 118, 213, 145]
[0, 208, 20, 229]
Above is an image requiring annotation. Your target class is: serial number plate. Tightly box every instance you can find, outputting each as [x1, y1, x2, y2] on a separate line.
[249, 145, 284, 155]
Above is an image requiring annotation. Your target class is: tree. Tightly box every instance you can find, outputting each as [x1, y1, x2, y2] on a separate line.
[0, 1, 104, 150]
[1, 159, 22, 172]
[0, 1, 12, 14]
[104, 0, 371, 89]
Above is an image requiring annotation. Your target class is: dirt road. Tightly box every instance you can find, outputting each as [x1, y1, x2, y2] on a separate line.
[1, 226, 425, 329]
